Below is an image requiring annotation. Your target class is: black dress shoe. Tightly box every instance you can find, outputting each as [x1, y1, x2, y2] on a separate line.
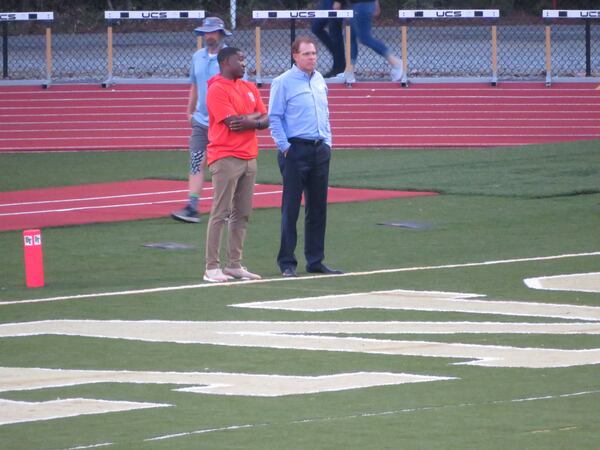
[306, 264, 343, 275]
[282, 267, 298, 277]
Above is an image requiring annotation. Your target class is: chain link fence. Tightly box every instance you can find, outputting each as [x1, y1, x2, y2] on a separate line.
[1, 10, 599, 83]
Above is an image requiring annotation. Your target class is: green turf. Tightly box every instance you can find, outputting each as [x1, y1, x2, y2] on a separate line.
[0, 141, 599, 449]
[2, 140, 599, 197]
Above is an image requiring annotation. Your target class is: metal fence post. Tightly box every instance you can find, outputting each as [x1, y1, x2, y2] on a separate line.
[2, 22, 8, 79]
[401, 23, 408, 87]
[255, 26, 262, 86]
[585, 19, 591, 77]
[103, 22, 114, 88]
[545, 24, 552, 86]
[491, 23, 498, 86]
[42, 26, 52, 88]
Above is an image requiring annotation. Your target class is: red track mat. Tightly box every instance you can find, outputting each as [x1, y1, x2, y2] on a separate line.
[0, 179, 437, 231]
[2, 82, 599, 151]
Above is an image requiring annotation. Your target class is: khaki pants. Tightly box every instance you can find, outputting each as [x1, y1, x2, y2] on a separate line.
[205, 157, 257, 271]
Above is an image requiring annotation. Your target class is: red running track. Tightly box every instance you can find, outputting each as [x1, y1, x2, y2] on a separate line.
[0, 179, 437, 231]
[1, 82, 600, 151]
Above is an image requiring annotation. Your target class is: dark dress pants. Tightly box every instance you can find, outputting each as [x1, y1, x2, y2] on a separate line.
[311, 0, 345, 73]
[277, 141, 331, 272]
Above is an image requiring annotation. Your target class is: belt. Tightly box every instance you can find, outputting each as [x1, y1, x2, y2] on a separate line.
[288, 137, 324, 146]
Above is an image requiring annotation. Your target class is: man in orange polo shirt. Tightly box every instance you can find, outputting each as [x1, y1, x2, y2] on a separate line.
[203, 47, 269, 283]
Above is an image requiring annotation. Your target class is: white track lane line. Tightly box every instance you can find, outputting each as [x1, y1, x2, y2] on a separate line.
[2, 117, 599, 126]
[0, 190, 282, 217]
[2, 125, 599, 134]
[1, 110, 597, 118]
[0, 189, 197, 208]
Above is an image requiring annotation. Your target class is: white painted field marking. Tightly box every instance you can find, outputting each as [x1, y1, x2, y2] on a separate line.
[525, 272, 600, 293]
[2, 251, 599, 306]
[145, 424, 258, 442]
[143, 389, 600, 443]
[0, 398, 169, 426]
[0, 367, 448, 398]
[46, 442, 113, 450]
[235, 289, 600, 321]
[2, 320, 600, 339]
[1, 318, 599, 368]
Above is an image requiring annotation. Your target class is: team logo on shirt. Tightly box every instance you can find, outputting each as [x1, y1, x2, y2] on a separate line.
[248, 92, 256, 103]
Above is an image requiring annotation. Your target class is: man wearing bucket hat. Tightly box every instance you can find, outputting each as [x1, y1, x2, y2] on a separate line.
[171, 17, 233, 223]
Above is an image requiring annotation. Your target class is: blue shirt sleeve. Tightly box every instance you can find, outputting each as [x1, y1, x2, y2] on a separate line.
[268, 76, 291, 152]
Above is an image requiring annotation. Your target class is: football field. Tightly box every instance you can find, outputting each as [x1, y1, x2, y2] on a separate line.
[1, 142, 599, 449]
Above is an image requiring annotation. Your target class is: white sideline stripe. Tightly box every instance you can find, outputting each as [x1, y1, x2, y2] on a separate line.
[0, 142, 548, 151]
[143, 389, 600, 443]
[0, 190, 282, 217]
[1, 251, 599, 306]
[145, 424, 258, 441]
[47, 442, 113, 450]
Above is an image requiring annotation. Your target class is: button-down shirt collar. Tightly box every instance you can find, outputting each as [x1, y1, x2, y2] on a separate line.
[268, 64, 332, 152]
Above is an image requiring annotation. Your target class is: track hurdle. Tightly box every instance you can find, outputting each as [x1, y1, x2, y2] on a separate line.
[398, 9, 500, 87]
[102, 10, 205, 87]
[252, 10, 353, 86]
[1, 12, 54, 87]
[543, 10, 600, 86]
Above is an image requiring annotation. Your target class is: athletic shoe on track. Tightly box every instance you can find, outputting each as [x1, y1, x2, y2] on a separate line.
[203, 268, 234, 283]
[171, 205, 200, 223]
[390, 65, 403, 82]
[223, 266, 262, 280]
[343, 71, 356, 84]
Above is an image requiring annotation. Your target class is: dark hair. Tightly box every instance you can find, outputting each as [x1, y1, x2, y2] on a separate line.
[292, 36, 317, 54]
[217, 46, 240, 65]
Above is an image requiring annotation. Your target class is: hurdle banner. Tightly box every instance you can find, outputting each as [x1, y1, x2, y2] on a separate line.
[252, 10, 353, 86]
[0, 12, 54, 21]
[399, 10, 499, 19]
[1, 12, 54, 87]
[398, 10, 500, 87]
[252, 10, 353, 19]
[543, 10, 599, 86]
[543, 10, 600, 19]
[102, 10, 205, 87]
[104, 11, 205, 20]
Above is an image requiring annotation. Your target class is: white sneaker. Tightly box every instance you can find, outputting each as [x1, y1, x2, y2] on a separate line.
[203, 268, 234, 283]
[223, 266, 262, 280]
[390, 65, 403, 82]
[344, 71, 356, 84]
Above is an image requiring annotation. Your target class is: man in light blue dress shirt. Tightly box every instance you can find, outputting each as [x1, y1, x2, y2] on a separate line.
[269, 36, 343, 278]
